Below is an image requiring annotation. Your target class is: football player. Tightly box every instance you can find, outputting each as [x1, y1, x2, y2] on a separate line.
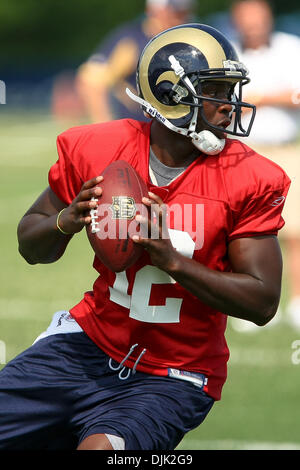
[0, 24, 290, 450]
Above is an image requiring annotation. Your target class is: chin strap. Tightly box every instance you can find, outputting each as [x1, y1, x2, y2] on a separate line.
[126, 87, 225, 156]
[168, 55, 225, 155]
[189, 130, 225, 155]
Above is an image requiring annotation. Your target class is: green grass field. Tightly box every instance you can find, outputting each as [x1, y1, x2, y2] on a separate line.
[1, 110, 300, 450]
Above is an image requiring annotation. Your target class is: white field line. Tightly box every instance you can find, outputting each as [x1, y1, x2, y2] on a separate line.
[0, 194, 44, 219]
[0, 298, 295, 367]
[0, 117, 61, 133]
[0, 136, 56, 165]
[0, 299, 292, 366]
[0, 298, 73, 321]
[0, 297, 293, 367]
[177, 439, 300, 450]
[0, 115, 65, 166]
[228, 347, 290, 366]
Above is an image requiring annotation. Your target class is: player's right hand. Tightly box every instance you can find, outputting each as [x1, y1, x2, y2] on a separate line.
[57, 176, 103, 234]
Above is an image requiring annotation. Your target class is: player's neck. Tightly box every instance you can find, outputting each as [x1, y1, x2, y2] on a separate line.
[150, 121, 199, 168]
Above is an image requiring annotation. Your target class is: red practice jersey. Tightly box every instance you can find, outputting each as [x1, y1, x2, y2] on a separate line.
[49, 119, 290, 400]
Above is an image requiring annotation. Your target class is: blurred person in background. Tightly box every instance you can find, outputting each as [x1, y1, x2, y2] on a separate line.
[230, 0, 300, 330]
[73, 0, 196, 123]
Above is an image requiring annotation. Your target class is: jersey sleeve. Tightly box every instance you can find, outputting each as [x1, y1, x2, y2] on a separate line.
[48, 129, 84, 205]
[48, 120, 145, 205]
[228, 161, 291, 241]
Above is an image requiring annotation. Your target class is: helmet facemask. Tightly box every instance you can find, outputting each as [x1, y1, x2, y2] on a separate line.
[126, 24, 256, 155]
[175, 67, 256, 139]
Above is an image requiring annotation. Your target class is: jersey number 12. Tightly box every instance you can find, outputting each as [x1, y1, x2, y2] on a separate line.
[109, 229, 195, 323]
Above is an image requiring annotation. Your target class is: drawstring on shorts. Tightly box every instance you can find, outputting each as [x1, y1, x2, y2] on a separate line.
[108, 344, 147, 380]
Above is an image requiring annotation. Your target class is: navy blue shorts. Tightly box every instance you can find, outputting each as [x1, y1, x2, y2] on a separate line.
[0, 331, 214, 450]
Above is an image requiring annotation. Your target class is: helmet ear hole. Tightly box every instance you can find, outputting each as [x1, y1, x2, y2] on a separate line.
[155, 82, 175, 106]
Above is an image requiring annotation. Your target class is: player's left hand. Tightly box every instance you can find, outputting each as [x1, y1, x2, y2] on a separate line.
[132, 192, 180, 272]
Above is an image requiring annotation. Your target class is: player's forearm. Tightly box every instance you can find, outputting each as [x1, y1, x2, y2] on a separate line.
[76, 80, 113, 123]
[17, 213, 73, 264]
[84, 88, 112, 123]
[166, 254, 278, 326]
[245, 90, 300, 108]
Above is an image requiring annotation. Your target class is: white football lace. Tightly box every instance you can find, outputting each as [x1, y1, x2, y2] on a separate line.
[90, 197, 100, 233]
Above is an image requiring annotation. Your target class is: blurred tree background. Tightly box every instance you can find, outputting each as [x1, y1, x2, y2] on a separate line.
[1, 0, 300, 67]
[0, 0, 300, 108]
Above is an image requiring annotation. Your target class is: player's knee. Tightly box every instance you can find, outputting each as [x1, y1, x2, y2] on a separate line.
[77, 433, 125, 450]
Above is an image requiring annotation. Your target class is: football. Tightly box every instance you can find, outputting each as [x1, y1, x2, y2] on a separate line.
[86, 160, 148, 272]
